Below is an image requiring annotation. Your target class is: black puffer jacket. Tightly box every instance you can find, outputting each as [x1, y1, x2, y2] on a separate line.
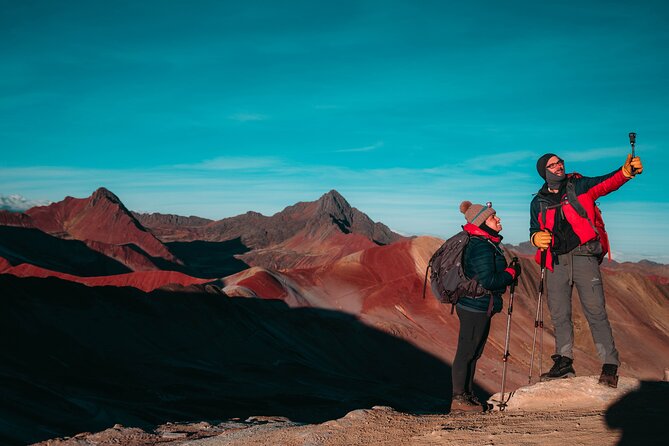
[459, 223, 514, 314]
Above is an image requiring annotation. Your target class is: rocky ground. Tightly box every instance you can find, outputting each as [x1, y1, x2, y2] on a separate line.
[36, 377, 668, 446]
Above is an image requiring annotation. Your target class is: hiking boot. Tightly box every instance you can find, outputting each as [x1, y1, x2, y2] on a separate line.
[451, 393, 483, 412]
[463, 392, 481, 405]
[598, 364, 619, 388]
[540, 354, 576, 381]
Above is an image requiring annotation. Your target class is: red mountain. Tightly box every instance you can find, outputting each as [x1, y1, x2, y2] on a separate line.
[136, 190, 404, 270]
[13, 187, 182, 270]
[0, 210, 33, 227]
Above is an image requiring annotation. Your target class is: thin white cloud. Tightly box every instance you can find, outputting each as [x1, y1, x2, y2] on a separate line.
[172, 156, 283, 170]
[335, 141, 384, 153]
[228, 113, 267, 122]
[455, 150, 537, 171]
[559, 147, 628, 162]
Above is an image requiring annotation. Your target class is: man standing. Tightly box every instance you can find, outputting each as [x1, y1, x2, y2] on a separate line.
[529, 152, 643, 388]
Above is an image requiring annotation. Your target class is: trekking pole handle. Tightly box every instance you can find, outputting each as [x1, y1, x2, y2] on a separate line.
[510, 257, 519, 292]
[539, 248, 547, 271]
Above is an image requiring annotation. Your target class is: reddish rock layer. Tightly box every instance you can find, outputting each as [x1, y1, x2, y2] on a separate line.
[0, 256, 208, 292]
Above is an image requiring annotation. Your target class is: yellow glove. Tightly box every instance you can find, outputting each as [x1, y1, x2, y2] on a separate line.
[622, 154, 644, 178]
[531, 230, 552, 250]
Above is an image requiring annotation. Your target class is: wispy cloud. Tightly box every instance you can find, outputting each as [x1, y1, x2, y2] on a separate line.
[456, 150, 537, 171]
[228, 113, 268, 122]
[560, 147, 628, 162]
[335, 141, 384, 153]
[172, 156, 283, 171]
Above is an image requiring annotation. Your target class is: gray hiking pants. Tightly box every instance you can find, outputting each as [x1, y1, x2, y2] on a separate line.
[546, 247, 619, 366]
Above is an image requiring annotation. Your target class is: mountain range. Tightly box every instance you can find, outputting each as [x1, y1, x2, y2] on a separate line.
[1, 187, 667, 444]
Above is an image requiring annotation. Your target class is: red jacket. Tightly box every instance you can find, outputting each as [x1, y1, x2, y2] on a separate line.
[529, 169, 629, 270]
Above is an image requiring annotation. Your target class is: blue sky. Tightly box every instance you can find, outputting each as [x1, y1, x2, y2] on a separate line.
[1, 0, 668, 262]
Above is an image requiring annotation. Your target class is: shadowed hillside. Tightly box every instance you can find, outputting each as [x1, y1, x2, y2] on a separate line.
[0, 275, 470, 445]
[0, 226, 131, 276]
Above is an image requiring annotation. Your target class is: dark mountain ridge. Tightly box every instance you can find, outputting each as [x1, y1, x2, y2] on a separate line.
[134, 189, 402, 248]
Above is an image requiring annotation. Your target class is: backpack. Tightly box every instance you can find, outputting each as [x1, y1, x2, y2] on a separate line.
[565, 173, 611, 261]
[422, 230, 489, 308]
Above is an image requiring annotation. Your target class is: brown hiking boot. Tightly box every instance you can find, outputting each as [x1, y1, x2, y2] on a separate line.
[598, 364, 619, 388]
[450, 393, 483, 412]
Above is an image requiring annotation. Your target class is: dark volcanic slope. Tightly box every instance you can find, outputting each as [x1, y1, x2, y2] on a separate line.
[0, 275, 466, 446]
[0, 226, 131, 276]
[165, 238, 250, 278]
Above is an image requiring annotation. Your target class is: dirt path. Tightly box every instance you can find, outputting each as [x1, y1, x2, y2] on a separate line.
[182, 406, 621, 446]
[41, 406, 631, 446]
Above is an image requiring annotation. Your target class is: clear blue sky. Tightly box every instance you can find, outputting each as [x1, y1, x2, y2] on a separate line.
[1, 0, 668, 262]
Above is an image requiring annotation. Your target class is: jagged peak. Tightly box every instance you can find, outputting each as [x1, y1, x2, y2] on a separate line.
[86, 187, 142, 228]
[319, 189, 349, 204]
[316, 190, 353, 215]
[90, 187, 122, 206]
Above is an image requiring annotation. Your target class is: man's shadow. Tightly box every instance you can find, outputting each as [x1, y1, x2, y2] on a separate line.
[605, 380, 669, 445]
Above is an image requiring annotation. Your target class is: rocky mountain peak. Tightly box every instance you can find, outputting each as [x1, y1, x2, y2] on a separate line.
[89, 187, 123, 207]
[316, 190, 354, 223]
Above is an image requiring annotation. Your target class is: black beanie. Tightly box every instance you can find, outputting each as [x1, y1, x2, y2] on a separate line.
[536, 153, 557, 179]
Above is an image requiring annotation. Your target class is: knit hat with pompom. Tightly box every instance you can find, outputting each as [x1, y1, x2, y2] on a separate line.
[460, 200, 496, 227]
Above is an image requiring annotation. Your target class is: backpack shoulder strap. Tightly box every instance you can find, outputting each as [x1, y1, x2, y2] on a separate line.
[566, 178, 588, 219]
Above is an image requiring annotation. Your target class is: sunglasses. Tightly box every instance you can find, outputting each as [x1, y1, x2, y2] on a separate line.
[546, 159, 564, 170]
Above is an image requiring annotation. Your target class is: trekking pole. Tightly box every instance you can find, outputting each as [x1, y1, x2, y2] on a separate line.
[528, 247, 547, 384]
[628, 132, 641, 175]
[499, 257, 518, 411]
[539, 276, 544, 378]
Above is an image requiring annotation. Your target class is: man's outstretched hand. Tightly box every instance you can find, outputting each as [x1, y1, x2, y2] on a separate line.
[622, 154, 644, 178]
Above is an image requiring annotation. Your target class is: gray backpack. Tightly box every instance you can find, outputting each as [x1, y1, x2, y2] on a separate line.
[422, 231, 488, 307]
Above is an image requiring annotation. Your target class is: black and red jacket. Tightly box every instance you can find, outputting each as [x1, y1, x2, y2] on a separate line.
[529, 168, 629, 270]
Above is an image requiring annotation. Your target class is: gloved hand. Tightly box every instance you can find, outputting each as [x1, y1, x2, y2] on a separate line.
[622, 153, 644, 178]
[508, 261, 521, 279]
[531, 230, 552, 250]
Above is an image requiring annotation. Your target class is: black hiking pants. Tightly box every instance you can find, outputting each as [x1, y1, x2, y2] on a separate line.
[452, 305, 492, 396]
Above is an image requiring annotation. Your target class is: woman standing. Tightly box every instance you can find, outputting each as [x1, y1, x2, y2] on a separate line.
[451, 201, 521, 412]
